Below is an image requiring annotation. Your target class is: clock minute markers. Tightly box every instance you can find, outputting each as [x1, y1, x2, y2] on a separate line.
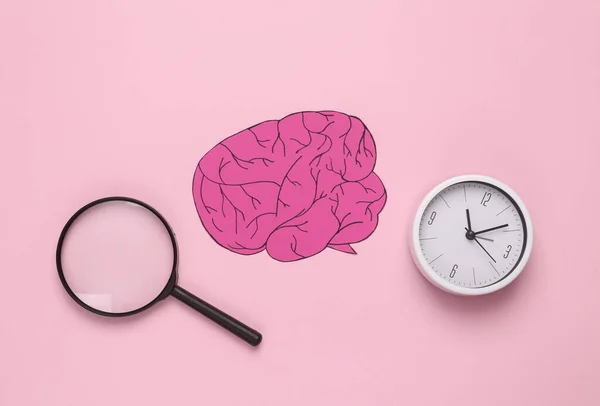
[440, 194, 451, 208]
[428, 253, 444, 265]
[496, 205, 511, 216]
[489, 261, 501, 276]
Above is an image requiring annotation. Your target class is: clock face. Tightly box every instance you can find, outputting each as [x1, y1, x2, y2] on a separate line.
[416, 180, 529, 290]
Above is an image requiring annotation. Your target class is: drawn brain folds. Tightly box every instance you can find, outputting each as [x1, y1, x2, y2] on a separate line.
[193, 111, 387, 262]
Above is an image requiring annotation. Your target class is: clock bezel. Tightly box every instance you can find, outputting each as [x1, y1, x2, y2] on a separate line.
[410, 174, 534, 296]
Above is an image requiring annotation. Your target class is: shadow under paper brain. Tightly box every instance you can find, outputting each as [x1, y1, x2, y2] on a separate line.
[192, 111, 387, 262]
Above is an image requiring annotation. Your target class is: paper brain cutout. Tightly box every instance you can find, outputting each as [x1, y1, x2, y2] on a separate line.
[192, 111, 387, 262]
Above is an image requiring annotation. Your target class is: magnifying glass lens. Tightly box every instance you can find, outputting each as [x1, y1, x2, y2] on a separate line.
[60, 201, 174, 314]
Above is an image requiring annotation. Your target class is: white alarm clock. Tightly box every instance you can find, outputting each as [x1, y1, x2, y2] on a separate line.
[410, 175, 533, 295]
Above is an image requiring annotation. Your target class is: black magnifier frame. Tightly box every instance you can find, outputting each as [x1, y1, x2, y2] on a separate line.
[56, 196, 262, 347]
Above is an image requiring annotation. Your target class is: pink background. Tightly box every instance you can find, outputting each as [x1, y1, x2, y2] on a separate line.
[1, 0, 599, 405]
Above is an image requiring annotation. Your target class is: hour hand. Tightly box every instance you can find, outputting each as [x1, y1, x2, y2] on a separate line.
[466, 209, 472, 231]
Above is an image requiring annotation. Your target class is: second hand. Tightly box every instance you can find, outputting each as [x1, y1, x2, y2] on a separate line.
[474, 237, 496, 263]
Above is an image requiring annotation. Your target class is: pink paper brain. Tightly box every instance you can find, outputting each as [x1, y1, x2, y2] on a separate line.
[192, 111, 387, 262]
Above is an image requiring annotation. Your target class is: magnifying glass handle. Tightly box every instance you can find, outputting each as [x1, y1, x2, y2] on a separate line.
[171, 285, 262, 346]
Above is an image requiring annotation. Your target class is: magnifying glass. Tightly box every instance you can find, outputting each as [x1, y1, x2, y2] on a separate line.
[56, 196, 262, 347]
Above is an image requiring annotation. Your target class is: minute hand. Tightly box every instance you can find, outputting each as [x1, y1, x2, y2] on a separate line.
[474, 224, 509, 235]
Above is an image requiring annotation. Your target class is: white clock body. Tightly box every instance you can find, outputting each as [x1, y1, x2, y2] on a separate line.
[410, 175, 533, 296]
